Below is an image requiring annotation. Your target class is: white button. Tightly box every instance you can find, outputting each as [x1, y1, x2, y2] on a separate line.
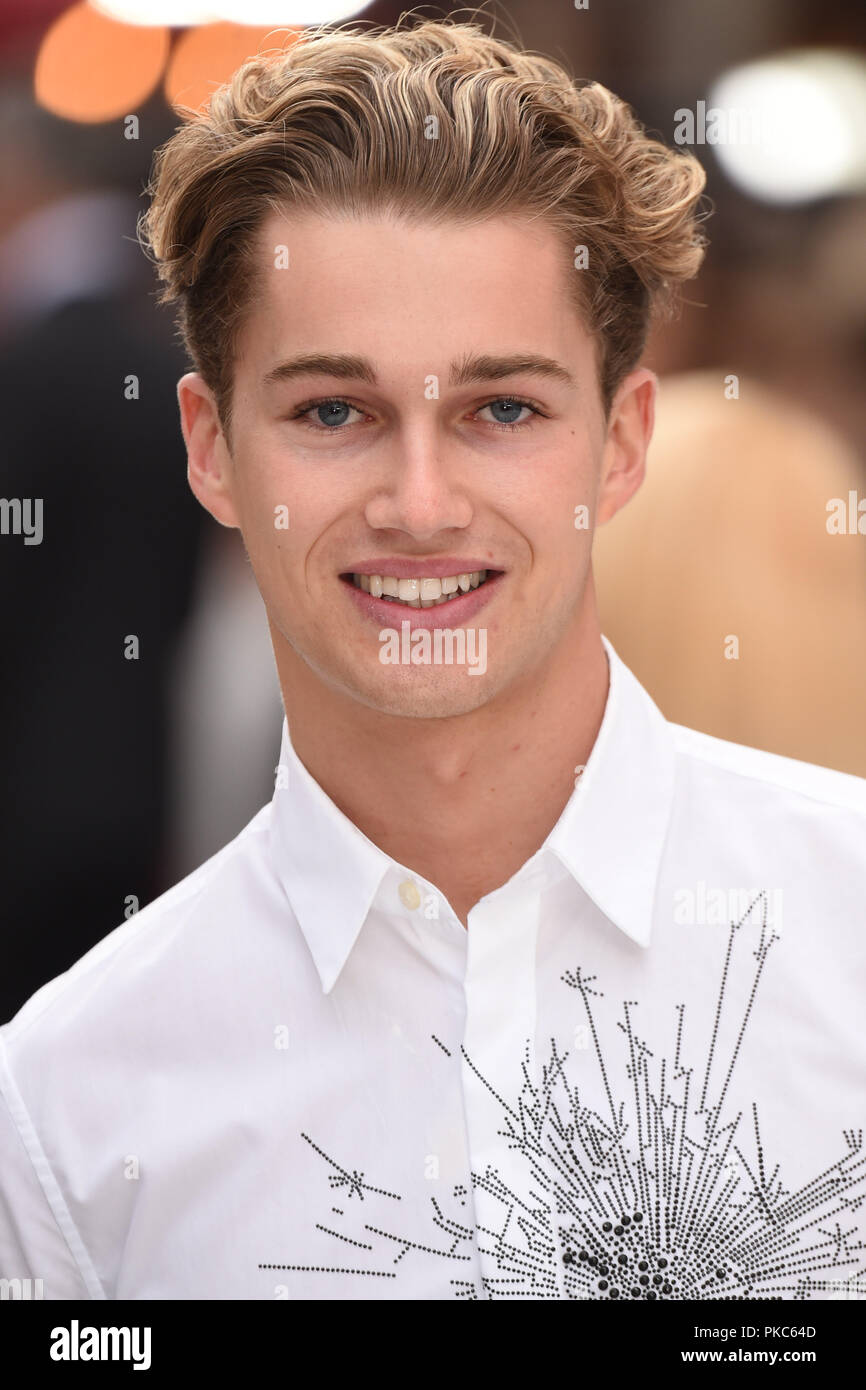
[398, 880, 422, 911]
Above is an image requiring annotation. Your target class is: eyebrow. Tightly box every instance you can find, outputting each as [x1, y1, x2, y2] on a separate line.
[262, 351, 575, 389]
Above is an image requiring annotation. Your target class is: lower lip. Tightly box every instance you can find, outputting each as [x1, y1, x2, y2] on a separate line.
[341, 573, 503, 628]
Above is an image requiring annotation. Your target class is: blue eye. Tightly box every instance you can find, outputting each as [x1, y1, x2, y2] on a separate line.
[478, 398, 537, 427]
[289, 394, 544, 433]
[298, 399, 363, 429]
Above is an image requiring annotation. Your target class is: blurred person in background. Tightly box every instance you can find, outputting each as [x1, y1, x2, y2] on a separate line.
[0, 77, 206, 1019]
[594, 371, 866, 777]
[164, 524, 283, 883]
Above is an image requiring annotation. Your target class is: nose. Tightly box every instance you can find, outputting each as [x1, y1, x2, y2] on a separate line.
[364, 420, 474, 540]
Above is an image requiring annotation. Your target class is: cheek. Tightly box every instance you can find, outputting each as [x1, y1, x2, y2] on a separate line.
[235, 498, 287, 568]
[237, 460, 292, 522]
[231, 439, 299, 548]
[507, 444, 597, 539]
[236, 484, 343, 608]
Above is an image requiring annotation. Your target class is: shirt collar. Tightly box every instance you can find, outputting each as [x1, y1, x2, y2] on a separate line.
[268, 635, 676, 992]
[544, 635, 676, 950]
[268, 727, 393, 994]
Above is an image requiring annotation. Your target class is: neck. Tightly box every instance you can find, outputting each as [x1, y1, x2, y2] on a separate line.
[271, 599, 609, 926]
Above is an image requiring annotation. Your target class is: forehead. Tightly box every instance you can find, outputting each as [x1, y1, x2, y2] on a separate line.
[236, 210, 595, 377]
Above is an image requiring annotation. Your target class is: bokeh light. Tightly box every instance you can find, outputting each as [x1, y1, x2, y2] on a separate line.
[92, 0, 372, 23]
[90, 1, 218, 24]
[164, 22, 301, 113]
[216, 1, 373, 21]
[709, 50, 866, 205]
[35, 2, 169, 122]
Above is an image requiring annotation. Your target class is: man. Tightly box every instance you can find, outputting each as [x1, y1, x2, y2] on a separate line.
[1, 19, 864, 1301]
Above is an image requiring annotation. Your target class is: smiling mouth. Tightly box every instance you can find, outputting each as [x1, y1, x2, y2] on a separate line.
[341, 569, 496, 608]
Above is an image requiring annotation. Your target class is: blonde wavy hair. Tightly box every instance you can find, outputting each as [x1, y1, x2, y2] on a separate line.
[140, 16, 708, 435]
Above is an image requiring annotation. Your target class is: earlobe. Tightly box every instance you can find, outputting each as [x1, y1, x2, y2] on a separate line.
[177, 372, 240, 530]
[596, 368, 657, 527]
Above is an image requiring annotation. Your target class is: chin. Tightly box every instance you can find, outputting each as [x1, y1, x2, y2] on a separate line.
[348, 670, 496, 720]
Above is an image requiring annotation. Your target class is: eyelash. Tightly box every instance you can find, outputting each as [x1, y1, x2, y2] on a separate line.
[287, 395, 547, 434]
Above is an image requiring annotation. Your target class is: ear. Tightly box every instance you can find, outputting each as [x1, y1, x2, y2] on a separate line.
[596, 367, 657, 526]
[177, 372, 240, 529]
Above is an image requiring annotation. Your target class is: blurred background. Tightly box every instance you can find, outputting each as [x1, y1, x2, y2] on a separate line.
[1, 0, 865, 1019]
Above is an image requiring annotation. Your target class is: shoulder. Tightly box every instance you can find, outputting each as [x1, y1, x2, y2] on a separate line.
[668, 720, 866, 818]
[1, 804, 277, 1058]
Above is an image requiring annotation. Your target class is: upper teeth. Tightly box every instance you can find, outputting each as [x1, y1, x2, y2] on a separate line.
[352, 571, 488, 606]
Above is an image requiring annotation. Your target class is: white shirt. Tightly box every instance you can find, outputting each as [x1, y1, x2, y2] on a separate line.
[2, 637, 865, 1302]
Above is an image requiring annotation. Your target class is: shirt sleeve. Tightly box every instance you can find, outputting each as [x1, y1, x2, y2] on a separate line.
[0, 1039, 94, 1299]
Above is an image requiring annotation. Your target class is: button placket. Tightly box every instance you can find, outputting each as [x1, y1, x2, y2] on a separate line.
[461, 886, 563, 1298]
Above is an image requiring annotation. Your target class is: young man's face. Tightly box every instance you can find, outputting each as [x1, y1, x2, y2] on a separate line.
[180, 211, 654, 718]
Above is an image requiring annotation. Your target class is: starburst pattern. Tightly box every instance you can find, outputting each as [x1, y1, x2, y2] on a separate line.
[260, 892, 866, 1299]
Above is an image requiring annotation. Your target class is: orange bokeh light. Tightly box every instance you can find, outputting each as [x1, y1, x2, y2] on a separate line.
[35, 2, 169, 124]
[165, 23, 301, 116]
